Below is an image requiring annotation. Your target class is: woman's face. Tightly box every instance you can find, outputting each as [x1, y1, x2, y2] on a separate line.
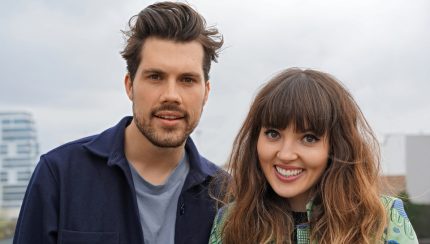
[257, 125, 329, 212]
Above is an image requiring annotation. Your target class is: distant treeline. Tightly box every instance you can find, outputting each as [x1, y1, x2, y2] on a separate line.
[0, 219, 15, 240]
[398, 192, 430, 239]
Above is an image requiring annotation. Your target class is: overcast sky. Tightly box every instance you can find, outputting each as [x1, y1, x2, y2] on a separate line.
[1, 0, 429, 172]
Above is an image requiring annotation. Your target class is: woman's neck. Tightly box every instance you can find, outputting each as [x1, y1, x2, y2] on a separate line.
[287, 192, 311, 212]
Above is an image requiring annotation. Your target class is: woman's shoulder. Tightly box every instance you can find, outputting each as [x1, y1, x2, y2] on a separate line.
[209, 203, 233, 244]
[380, 195, 402, 208]
[213, 203, 234, 228]
[380, 195, 411, 221]
[380, 195, 418, 243]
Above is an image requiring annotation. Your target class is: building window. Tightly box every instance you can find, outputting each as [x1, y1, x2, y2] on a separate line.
[0, 172, 7, 182]
[1, 158, 34, 168]
[3, 192, 25, 201]
[0, 144, 7, 154]
[1, 119, 11, 124]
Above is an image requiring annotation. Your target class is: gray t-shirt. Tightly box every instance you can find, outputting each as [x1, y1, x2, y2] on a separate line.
[129, 153, 190, 244]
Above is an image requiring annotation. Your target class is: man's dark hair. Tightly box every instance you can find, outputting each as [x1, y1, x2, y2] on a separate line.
[121, 1, 223, 82]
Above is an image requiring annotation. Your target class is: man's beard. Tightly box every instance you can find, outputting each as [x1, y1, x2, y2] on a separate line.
[133, 103, 199, 148]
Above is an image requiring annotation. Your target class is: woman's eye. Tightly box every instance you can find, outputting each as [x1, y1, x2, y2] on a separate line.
[303, 134, 319, 144]
[264, 129, 280, 140]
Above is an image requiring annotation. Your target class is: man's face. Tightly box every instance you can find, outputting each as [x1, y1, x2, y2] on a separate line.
[125, 37, 209, 148]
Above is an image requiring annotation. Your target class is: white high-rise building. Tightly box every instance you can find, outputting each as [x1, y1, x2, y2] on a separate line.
[0, 112, 39, 218]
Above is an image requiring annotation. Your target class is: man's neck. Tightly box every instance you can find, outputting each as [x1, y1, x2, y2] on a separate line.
[124, 119, 185, 185]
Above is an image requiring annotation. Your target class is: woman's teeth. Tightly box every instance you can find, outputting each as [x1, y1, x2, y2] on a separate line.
[275, 166, 303, 177]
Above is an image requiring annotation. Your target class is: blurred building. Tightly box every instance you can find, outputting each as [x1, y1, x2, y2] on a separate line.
[381, 134, 430, 204]
[0, 112, 39, 219]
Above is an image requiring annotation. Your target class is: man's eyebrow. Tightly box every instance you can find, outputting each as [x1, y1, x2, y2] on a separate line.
[142, 68, 165, 74]
[181, 72, 201, 77]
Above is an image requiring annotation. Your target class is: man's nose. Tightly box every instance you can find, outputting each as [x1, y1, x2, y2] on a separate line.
[160, 80, 182, 104]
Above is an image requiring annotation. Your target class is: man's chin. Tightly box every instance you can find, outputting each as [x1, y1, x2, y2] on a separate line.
[146, 131, 188, 148]
[136, 121, 193, 148]
[149, 137, 187, 148]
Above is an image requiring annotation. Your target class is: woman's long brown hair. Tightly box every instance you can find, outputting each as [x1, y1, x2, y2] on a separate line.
[218, 68, 386, 243]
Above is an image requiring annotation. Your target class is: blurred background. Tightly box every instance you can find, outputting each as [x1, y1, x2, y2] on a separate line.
[1, 0, 429, 242]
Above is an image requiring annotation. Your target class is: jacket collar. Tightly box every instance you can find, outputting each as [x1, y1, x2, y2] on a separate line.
[83, 116, 218, 179]
[183, 137, 219, 188]
[306, 199, 314, 222]
[83, 116, 130, 161]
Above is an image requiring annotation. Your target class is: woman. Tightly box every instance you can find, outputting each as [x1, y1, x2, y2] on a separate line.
[209, 68, 418, 243]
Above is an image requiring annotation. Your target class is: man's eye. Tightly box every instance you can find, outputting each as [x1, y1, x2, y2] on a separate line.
[149, 74, 161, 80]
[264, 129, 280, 140]
[302, 134, 319, 144]
[182, 77, 194, 83]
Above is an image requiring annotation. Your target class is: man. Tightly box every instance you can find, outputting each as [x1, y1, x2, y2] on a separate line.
[13, 2, 224, 244]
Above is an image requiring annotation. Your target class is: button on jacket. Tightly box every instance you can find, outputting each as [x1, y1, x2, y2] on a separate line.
[14, 116, 222, 244]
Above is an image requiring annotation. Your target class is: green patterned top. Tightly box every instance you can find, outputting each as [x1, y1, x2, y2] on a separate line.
[209, 196, 418, 244]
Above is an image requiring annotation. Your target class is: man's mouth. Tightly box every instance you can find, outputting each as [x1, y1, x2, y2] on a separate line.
[153, 111, 185, 120]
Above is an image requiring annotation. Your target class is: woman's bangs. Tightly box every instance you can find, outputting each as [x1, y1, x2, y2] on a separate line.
[260, 75, 333, 136]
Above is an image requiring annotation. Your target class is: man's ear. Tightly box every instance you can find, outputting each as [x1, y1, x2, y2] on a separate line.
[125, 73, 133, 100]
[203, 81, 210, 105]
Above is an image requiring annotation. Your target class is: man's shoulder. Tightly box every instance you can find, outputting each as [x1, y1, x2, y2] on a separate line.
[27, 134, 105, 188]
[199, 156, 222, 174]
[197, 156, 230, 186]
[42, 134, 98, 160]
[41, 117, 131, 164]
[34, 134, 101, 179]
[184, 138, 225, 178]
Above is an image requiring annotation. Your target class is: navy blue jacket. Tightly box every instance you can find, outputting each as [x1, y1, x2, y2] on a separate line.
[13, 117, 222, 244]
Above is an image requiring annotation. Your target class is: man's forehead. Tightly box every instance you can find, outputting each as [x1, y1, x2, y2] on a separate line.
[138, 38, 205, 75]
